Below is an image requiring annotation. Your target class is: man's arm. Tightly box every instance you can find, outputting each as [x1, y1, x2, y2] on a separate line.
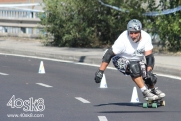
[94, 48, 115, 83]
[100, 48, 115, 71]
[145, 49, 154, 71]
[99, 62, 109, 71]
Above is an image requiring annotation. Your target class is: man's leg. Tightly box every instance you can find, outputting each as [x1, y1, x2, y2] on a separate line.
[131, 76, 158, 100]
[131, 76, 145, 88]
[143, 71, 166, 98]
[128, 61, 159, 100]
[139, 61, 166, 99]
[112, 57, 159, 100]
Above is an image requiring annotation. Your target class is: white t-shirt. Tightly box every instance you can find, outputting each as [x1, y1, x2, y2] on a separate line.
[112, 30, 153, 61]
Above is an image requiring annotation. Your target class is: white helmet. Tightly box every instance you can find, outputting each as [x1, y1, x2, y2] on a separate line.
[127, 19, 142, 32]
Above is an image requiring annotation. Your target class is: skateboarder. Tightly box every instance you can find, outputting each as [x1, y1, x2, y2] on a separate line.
[94, 19, 165, 100]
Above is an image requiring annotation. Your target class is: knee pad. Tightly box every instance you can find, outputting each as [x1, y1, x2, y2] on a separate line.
[128, 61, 142, 78]
[144, 73, 157, 86]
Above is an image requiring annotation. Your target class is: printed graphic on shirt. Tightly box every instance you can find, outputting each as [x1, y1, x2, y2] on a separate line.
[133, 48, 144, 56]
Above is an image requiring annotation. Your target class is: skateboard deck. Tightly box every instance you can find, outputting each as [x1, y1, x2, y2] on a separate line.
[143, 98, 165, 108]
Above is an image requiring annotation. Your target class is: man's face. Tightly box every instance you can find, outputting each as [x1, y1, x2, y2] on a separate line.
[129, 31, 141, 42]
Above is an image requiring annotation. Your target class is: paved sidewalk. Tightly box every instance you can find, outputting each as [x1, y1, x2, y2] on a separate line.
[0, 38, 181, 77]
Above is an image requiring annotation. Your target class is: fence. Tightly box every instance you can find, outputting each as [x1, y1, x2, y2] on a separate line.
[0, 7, 43, 37]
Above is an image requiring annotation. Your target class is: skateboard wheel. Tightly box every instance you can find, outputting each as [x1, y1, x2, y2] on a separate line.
[143, 103, 148, 108]
[160, 100, 165, 106]
[152, 103, 157, 108]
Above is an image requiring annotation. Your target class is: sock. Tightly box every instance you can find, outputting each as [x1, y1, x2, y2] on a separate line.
[140, 86, 147, 92]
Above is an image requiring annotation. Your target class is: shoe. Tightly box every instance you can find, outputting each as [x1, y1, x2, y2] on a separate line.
[151, 87, 166, 98]
[142, 89, 159, 100]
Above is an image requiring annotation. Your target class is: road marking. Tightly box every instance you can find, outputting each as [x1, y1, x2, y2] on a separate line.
[98, 116, 108, 121]
[0, 72, 9, 75]
[75, 97, 90, 103]
[0, 53, 180, 81]
[156, 73, 181, 80]
[36, 83, 53, 88]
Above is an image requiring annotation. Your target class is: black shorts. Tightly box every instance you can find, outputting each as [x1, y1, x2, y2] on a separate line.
[112, 56, 146, 78]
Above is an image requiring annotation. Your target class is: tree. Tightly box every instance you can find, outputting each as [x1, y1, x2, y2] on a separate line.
[40, 0, 181, 51]
[40, 0, 146, 47]
[145, 0, 181, 51]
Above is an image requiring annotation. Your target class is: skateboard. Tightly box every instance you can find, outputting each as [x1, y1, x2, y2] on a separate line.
[143, 98, 165, 108]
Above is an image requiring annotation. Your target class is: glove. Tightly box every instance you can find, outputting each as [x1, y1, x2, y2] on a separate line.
[146, 70, 157, 81]
[145, 70, 157, 86]
[146, 70, 153, 79]
[94, 69, 104, 83]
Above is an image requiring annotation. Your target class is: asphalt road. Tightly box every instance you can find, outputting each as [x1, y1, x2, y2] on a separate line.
[0, 54, 181, 121]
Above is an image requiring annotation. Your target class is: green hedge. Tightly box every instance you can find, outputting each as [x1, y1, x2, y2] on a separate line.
[40, 0, 181, 52]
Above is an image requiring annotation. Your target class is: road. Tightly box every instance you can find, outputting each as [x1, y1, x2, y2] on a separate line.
[0, 54, 181, 121]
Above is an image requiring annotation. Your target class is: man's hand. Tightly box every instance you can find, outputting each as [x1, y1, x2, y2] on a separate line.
[145, 70, 157, 86]
[146, 70, 157, 82]
[146, 70, 153, 79]
[94, 70, 104, 83]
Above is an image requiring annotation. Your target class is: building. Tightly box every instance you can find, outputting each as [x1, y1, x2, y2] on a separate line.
[0, 0, 43, 35]
[0, 0, 42, 4]
[0, 0, 43, 10]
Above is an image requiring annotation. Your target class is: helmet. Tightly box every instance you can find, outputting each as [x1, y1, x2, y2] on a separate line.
[127, 19, 142, 32]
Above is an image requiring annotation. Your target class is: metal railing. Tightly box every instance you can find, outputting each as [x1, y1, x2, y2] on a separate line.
[0, 8, 42, 37]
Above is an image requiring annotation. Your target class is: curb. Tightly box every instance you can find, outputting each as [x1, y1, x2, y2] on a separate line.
[0, 48, 180, 77]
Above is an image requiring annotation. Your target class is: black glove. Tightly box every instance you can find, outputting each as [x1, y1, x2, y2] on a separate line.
[146, 70, 153, 79]
[145, 70, 157, 86]
[146, 70, 157, 81]
[94, 70, 104, 83]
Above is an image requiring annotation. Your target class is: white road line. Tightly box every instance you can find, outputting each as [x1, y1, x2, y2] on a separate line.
[36, 83, 53, 88]
[75, 97, 90, 103]
[98, 116, 108, 121]
[156, 73, 181, 80]
[0, 72, 9, 75]
[0, 53, 180, 80]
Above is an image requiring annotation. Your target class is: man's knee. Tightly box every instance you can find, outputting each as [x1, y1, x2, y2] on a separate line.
[128, 61, 142, 78]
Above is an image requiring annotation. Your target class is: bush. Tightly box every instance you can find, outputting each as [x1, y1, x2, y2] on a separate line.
[40, 0, 146, 48]
[145, 0, 181, 51]
[40, 0, 181, 51]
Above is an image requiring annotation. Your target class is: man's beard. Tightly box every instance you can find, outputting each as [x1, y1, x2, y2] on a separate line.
[131, 34, 141, 43]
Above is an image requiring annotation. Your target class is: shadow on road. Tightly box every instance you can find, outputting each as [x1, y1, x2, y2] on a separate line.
[98, 110, 181, 113]
[98, 111, 167, 113]
[95, 102, 143, 107]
